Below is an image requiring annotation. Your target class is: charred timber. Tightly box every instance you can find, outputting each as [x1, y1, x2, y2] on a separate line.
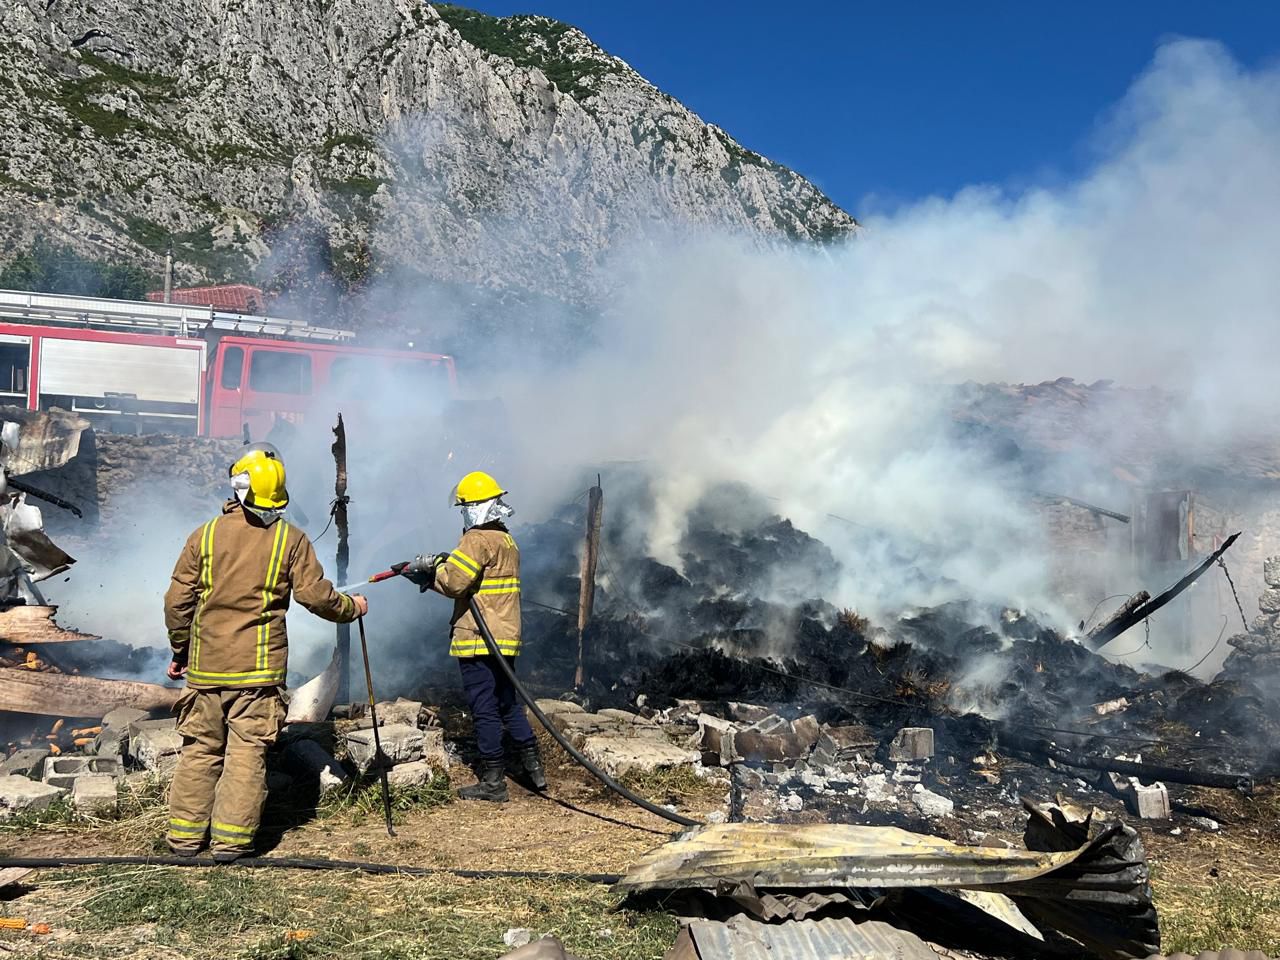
[1085, 591, 1151, 643]
[998, 727, 1253, 792]
[1087, 532, 1241, 651]
[1033, 491, 1131, 523]
[0, 605, 99, 644]
[0, 668, 180, 717]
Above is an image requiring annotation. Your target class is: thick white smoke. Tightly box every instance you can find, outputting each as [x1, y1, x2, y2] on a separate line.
[483, 38, 1280, 640]
[45, 37, 1280, 691]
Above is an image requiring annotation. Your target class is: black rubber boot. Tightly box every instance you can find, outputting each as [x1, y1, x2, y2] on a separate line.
[458, 757, 509, 802]
[517, 740, 547, 791]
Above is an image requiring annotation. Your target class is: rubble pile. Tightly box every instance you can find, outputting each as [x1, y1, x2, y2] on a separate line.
[513, 482, 1278, 835]
[0, 695, 450, 822]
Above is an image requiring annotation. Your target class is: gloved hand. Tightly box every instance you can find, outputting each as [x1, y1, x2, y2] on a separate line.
[394, 554, 442, 592]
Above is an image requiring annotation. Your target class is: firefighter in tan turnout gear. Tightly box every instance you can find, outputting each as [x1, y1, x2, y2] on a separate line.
[163, 444, 367, 860]
[403, 471, 545, 802]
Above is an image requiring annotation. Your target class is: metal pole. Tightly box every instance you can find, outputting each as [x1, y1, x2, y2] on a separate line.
[358, 616, 396, 836]
[162, 242, 173, 304]
[332, 414, 350, 703]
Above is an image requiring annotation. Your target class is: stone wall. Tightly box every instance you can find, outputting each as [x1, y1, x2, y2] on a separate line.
[27, 431, 242, 539]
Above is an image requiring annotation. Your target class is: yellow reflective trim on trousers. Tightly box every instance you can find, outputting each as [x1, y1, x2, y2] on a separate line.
[168, 818, 208, 836]
[256, 521, 289, 671]
[211, 820, 255, 835]
[170, 816, 209, 828]
[191, 519, 218, 671]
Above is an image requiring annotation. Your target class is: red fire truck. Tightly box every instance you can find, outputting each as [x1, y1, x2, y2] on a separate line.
[0, 288, 456, 439]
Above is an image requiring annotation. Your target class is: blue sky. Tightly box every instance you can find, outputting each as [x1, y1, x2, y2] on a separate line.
[457, 2, 1280, 217]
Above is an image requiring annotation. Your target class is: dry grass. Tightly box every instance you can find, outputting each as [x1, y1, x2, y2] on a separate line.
[0, 865, 677, 959]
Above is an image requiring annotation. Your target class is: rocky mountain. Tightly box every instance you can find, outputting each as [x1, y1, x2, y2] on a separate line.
[0, 1, 856, 312]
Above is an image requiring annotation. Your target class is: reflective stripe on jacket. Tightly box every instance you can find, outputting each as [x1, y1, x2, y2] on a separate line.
[432, 523, 521, 657]
[164, 500, 359, 688]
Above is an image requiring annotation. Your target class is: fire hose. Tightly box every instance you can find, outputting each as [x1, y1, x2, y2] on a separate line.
[343, 565, 700, 828]
[465, 595, 700, 828]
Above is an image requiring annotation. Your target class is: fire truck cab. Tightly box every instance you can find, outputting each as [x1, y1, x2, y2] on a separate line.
[0, 289, 456, 438]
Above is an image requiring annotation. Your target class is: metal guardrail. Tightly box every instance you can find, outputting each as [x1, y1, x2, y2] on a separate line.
[0, 289, 355, 342]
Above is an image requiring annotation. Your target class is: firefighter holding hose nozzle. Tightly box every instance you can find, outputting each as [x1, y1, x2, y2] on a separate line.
[401, 471, 545, 803]
[162, 443, 369, 860]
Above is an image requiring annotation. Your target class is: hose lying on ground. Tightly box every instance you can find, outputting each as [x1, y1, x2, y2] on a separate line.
[0, 854, 619, 883]
[468, 598, 702, 829]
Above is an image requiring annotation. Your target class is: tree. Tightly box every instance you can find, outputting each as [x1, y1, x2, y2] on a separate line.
[0, 238, 157, 299]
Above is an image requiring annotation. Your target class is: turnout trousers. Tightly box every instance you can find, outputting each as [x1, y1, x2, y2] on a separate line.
[167, 686, 285, 855]
[458, 655, 535, 760]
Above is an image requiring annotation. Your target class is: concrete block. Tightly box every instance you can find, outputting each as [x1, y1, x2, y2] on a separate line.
[579, 735, 698, 778]
[1264, 556, 1280, 588]
[282, 738, 348, 794]
[95, 707, 150, 758]
[533, 699, 585, 716]
[1124, 781, 1171, 820]
[0, 747, 50, 778]
[888, 727, 935, 762]
[134, 729, 183, 771]
[128, 717, 177, 739]
[597, 708, 655, 726]
[375, 699, 423, 728]
[343, 724, 423, 774]
[892, 762, 924, 784]
[71, 775, 118, 816]
[735, 715, 821, 763]
[0, 775, 65, 819]
[697, 715, 739, 766]
[727, 702, 773, 723]
[912, 784, 954, 818]
[42, 756, 122, 789]
[103, 706, 149, 729]
[387, 759, 438, 788]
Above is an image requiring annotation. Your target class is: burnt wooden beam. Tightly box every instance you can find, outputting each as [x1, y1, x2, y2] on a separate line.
[574, 478, 604, 692]
[1086, 532, 1241, 651]
[0, 668, 180, 717]
[332, 414, 350, 705]
[1032, 491, 1131, 523]
[0, 605, 99, 645]
[998, 726, 1253, 792]
[1084, 591, 1151, 644]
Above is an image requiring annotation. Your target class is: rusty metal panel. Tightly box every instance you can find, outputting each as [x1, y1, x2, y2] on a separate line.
[617, 823, 1089, 894]
[683, 917, 942, 960]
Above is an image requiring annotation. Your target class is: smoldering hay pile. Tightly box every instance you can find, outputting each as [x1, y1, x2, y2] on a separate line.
[514, 475, 1279, 785]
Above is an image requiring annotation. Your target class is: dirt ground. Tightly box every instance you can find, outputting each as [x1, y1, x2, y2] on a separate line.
[1, 761, 1279, 959]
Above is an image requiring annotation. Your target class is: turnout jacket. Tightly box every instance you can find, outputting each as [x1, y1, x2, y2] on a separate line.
[432, 522, 522, 657]
[164, 500, 359, 689]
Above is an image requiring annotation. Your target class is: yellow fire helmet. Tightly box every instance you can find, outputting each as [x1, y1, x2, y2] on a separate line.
[227, 442, 282, 478]
[231, 453, 289, 510]
[452, 470, 505, 506]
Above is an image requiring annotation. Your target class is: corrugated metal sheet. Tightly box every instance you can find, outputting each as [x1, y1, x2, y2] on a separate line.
[617, 822, 1089, 894]
[681, 917, 942, 960]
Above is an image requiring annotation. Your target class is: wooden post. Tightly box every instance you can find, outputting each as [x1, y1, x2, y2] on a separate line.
[332, 414, 350, 705]
[574, 477, 604, 691]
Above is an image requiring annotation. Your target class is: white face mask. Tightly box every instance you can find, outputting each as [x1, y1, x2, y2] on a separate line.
[461, 498, 514, 532]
